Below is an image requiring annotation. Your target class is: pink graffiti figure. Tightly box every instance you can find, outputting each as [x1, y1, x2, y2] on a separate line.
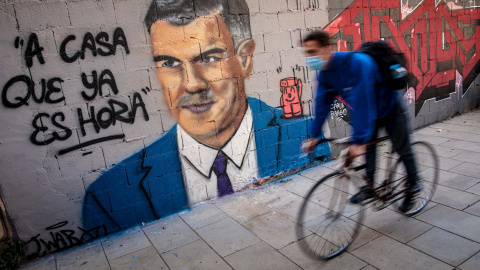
[280, 77, 303, 118]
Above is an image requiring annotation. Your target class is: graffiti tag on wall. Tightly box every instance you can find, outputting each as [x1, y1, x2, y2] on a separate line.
[24, 221, 106, 257]
[2, 28, 150, 155]
[331, 99, 348, 122]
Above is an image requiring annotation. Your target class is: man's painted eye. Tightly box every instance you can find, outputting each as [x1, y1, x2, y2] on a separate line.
[201, 56, 221, 63]
[161, 59, 181, 68]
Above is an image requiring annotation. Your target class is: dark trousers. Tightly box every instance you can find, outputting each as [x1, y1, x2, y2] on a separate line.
[365, 98, 418, 188]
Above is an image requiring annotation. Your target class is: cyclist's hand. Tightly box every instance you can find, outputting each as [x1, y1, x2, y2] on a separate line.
[346, 144, 365, 165]
[301, 138, 319, 153]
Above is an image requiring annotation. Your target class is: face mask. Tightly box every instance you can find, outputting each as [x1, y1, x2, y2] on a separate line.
[306, 56, 326, 70]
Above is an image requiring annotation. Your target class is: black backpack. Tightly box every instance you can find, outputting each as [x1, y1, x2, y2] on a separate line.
[352, 41, 408, 90]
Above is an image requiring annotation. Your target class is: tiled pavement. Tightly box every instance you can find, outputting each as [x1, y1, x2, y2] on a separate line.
[21, 110, 480, 270]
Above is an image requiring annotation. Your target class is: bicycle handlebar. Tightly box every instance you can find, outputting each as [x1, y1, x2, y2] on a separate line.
[316, 137, 353, 145]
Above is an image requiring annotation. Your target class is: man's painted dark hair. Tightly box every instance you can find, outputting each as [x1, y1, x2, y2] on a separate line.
[303, 30, 331, 47]
[145, 0, 251, 50]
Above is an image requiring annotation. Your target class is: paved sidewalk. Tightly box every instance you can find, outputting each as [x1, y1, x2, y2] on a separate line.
[21, 110, 480, 270]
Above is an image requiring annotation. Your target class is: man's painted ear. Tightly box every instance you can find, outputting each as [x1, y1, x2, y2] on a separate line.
[236, 38, 255, 77]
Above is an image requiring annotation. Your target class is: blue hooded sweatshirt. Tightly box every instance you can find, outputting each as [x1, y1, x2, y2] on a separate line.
[310, 51, 398, 145]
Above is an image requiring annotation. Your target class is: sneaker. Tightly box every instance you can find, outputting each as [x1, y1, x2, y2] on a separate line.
[350, 186, 374, 204]
[398, 184, 421, 213]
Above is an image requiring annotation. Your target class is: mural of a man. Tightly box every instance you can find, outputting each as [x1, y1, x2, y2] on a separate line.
[148, 0, 258, 204]
[82, 0, 330, 233]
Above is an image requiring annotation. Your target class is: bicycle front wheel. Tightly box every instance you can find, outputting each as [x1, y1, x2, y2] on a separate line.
[296, 171, 365, 260]
[391, 141, 439, 216]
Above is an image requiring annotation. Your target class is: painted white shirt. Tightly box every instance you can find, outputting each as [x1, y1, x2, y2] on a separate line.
[176, 106, 259, 205]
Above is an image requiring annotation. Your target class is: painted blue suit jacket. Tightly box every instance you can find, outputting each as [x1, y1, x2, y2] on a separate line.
[82, 97, 330, 233]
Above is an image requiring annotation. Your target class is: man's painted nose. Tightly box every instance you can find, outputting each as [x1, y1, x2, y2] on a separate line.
[183, 63, 207, 93]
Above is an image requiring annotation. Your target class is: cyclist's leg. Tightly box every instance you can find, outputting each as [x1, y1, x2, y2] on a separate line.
[385, 98, 418, 188]
[365, 126, 379, 186]
[350, 125, 378, 204]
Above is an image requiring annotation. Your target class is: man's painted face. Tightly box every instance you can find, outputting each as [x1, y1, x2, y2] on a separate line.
[150, 13, 254, 142]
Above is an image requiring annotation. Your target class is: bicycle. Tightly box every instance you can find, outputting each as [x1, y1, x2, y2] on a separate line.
[296, 136, 439, 260]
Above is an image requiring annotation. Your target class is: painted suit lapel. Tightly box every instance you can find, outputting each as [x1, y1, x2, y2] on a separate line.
[139, 126, 187, 219]
[248, 97, 282, 177]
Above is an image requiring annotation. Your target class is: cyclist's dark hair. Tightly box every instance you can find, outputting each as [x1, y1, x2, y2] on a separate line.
[303, 30, 331, 47]
[144, 0, 251, 50]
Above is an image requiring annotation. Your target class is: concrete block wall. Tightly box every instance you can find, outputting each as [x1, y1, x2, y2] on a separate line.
[0, 0, 478, 258]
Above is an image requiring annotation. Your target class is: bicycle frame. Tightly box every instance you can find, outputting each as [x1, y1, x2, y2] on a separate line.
[330, 136, 410, 210]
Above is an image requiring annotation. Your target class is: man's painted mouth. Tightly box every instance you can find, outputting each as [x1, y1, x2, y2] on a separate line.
[181, 101, 217, 114]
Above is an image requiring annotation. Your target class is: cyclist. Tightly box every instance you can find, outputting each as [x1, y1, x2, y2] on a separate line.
[301, 30, 420, 213]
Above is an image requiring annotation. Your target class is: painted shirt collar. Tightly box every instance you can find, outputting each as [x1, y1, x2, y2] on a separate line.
[176, 105, 254, 178]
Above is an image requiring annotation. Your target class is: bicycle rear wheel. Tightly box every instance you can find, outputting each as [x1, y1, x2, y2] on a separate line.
[390, 141, 439, 216]
[296, 172, 365, 260]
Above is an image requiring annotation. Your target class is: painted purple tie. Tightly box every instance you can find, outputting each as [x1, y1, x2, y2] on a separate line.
[212, 151, 234, 197]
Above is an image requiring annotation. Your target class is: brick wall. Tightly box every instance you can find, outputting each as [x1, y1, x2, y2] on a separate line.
[0, 0, 478, 257]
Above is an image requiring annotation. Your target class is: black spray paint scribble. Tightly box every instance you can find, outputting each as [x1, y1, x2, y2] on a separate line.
[2, 28, 151, 155]
[24, 221, 107, 257]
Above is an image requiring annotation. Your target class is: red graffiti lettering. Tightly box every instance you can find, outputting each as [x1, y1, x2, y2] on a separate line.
[325, 0, 479, 115]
